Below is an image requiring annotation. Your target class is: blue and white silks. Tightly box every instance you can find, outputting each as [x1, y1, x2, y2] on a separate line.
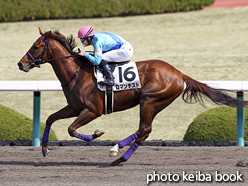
[84, 32, 127, 65]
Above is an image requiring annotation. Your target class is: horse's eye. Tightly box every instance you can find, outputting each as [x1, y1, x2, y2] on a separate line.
[34, 46, 39, 50]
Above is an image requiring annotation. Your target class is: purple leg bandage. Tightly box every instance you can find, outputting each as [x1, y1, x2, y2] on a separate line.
[118, 133, 138, 148]
[121, 142, 139, 162]
[42, 125, 51, 144]
[76, 133, 93, 142]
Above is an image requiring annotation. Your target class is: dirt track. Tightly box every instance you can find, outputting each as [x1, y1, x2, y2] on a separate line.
[1, 146, 248, 186]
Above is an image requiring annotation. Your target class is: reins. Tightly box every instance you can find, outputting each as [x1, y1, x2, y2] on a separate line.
[61, 61, 83, 88]
[39, 54, 80, 65]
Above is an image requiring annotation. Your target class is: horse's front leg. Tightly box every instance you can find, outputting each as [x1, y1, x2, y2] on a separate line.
[68, 108, 104, 142]
[42, 105, 79, 157]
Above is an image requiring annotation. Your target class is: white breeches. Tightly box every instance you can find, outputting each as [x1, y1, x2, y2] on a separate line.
[102, 42, 133, 62]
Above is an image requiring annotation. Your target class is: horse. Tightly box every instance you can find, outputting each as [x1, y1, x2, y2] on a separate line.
[17, 28, 248, 166]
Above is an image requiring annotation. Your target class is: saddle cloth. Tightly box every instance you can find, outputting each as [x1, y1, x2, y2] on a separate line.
[96, 61, 141, 91]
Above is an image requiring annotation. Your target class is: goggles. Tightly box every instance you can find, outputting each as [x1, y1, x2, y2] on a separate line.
[80, 37, 87, 43]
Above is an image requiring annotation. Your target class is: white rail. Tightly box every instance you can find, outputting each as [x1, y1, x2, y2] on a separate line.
[0, 81, 247, 146]
[1, 80, 248, 91]
[0, 81, 62, 91]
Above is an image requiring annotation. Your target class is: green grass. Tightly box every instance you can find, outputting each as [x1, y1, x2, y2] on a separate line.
[0, 7, 248, 141]
[0, 0, 215, 22]
[0, 104, 57, 141]
[184, 106, 248, 141]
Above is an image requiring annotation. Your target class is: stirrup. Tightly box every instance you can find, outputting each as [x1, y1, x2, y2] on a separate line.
[99, 79, 114, 86]
[94, 129, 105, 137]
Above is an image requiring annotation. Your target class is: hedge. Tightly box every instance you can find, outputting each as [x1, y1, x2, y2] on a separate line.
[183, 106, 248, 141]
[0, 0, 215, 22]
[0, 104, 57, 141]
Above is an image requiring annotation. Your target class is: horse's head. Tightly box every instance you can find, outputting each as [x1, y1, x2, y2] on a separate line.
[17, 28, 52, 72]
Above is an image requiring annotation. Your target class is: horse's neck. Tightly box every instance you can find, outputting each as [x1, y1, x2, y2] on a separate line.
[50, 42, 83, 87]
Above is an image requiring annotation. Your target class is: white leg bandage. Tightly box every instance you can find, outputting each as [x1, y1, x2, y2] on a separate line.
[109, 143, 119, 157]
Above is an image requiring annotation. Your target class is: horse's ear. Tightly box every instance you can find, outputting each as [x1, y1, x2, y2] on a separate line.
[46, 31, 52, 39]
[39, 28, 44, 35]
[43, 31, 52, 41]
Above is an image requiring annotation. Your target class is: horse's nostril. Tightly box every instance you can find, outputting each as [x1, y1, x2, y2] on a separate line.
[18, 62, 23, 70]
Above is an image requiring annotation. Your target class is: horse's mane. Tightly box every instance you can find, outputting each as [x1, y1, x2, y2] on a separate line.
[48, 30, 78, 55]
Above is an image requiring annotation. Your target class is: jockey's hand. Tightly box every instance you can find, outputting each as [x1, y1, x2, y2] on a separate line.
[78, 51, 86, 56]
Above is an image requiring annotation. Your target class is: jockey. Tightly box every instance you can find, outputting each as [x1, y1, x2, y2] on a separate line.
[77, 25, 133, 86]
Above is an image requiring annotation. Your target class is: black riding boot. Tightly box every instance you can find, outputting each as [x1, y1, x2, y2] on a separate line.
[99, 60, 114, 86]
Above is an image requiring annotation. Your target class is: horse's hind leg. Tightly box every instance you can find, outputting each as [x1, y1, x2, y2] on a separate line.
[109, 133, 138, 157]
[109, 99, 156, 166]
[109, 92, 182, 166]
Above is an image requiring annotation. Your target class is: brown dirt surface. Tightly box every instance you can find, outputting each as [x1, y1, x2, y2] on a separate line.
[1, 146, 248, 185]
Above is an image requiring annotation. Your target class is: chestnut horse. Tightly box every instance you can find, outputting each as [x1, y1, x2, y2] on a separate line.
[18, 29, 248, 166]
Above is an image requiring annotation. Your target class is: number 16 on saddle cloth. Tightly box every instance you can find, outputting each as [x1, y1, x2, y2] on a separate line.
[96, 62, 141, 91]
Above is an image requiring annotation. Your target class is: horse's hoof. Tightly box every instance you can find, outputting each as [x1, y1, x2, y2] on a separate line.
[108, 162, 119, 166]
[109, 144, 119, 157]
[109, 151, 118, 157]
[42, 148, 49, 157]
[94, 128, 105, 137]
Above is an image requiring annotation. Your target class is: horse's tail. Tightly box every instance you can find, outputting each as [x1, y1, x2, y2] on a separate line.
[182, 74, 248, 107]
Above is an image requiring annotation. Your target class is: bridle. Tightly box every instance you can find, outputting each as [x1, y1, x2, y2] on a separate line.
[27, 37, 52, 68]
[26, 36, 82, 88]
[27, 37, 79, 68]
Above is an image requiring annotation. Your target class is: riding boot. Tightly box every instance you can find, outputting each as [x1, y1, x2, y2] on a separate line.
[99, 60, 115, 86]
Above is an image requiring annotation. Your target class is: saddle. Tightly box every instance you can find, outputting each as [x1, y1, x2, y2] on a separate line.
[94, 60, 141, 114]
